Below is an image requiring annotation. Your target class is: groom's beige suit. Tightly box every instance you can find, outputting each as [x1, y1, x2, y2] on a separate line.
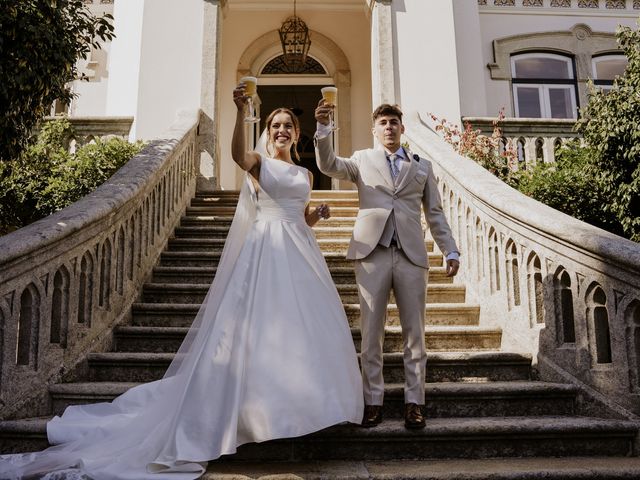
[315, 135, 458, 405]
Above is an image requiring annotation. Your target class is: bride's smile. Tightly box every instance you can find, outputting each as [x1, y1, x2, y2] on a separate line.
[269, 113, 296, 151]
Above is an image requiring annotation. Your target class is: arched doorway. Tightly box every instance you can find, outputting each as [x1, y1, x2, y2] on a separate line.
[237, 29, 352, 190]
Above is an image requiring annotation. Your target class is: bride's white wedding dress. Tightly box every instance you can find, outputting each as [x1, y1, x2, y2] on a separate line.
[0, 156, 364, 480]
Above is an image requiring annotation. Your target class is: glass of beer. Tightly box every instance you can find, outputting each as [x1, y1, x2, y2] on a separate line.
[321, 86, 338, 131]
[241, 76, 259, 123]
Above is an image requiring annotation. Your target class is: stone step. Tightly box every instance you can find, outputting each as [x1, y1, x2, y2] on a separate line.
[190, 198, 362, 208]
[165, 237, 434, 253]
[203, 457, 640, 479]
[193, 190, 359, 200]
[158, 251, 442, 270]
[309, 190, 359, 199]
[329, 266, 452, 285]
[131, 301, 477, 328]
[113, 324, 497, 353]
[186, 206, 360, 217]
[173, 225, 232, 238]
[1, 416, 636, 460]
[194, 190, 241, 199]
[181, 215, 358, 228]
[152, 260, 456, 286]
[85, 351, 531, 384]
[344, 303, 479, 326]
[154, 259, 451, 285]
[140, 282, 463, 305]
[180, 215, 234, 226]
[47, 381, 576, 419]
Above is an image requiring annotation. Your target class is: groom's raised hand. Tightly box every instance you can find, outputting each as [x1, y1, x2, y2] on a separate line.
[446, 259, 460, 277]
[315, 99, 333, 126]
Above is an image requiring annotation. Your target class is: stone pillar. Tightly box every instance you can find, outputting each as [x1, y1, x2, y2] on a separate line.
[370, 0, 396, 107]
[198, 0, 226, 192]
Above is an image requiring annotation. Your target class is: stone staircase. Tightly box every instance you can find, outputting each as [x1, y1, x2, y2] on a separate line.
[2, 190, 640, 479]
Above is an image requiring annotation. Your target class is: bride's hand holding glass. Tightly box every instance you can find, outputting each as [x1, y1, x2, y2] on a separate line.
[233, 78, 259, 123]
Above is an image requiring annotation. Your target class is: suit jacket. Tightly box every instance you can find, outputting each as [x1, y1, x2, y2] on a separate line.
[315, 135, 458, 268]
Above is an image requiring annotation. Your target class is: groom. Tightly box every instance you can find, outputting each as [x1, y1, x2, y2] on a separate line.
[314, 101, 459, 429]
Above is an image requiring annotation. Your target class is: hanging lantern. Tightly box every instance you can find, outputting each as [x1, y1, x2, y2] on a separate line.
[278, 0, 311, 72]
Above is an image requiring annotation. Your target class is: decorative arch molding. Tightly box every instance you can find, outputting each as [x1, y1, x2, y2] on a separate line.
[238, 29, 350, 79]
[488, 23, 620, 110]
[237, 29, 352, 160]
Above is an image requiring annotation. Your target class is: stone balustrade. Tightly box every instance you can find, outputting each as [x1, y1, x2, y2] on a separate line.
[406, 114, 640, 418]
[478, 0, 640, 12]
[41, 116, 134, 153]
[461, 117, 579, 168]
[0, 111, 200, 420]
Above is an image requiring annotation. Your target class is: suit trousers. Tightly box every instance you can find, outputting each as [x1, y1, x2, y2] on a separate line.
[354, 243, 428, 405]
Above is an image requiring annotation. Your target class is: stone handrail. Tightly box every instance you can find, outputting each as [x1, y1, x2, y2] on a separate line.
[461, 117, 579, 168]
[0, 111, 200, 420]
[41, 116, 134, 153]
[406, 114, 640, 419]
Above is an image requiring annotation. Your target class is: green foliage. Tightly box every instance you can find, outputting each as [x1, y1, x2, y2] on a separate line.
[0, 0, 114, 161]
[576, 21, 640, 241]
[515, 142, 624, 236]
[0, 119, 144, 235]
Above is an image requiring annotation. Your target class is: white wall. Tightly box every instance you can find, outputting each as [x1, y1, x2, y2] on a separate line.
[71, 43, 111, 116]
[106, 0, 145, 131]
[393, 0, 463, 127]
[106, 0, 204, 141]
[452, 2, 487, 118]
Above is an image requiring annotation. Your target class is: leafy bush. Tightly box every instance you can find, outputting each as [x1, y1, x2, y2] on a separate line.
[516, 142, 624, 236]
[576, 21, 640, 241]
[0, 119, 144, 235]
[430, 110, 519, 186]
[0, 1, 114, 161]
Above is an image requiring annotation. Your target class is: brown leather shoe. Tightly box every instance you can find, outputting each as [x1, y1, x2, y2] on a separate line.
[361, 405, 383, 428]
[404, 403, 426, 429]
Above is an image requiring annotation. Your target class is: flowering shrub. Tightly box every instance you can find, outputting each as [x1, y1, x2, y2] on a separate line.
[430, 110, 518, 186]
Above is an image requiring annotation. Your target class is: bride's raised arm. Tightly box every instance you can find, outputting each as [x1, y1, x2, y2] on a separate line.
[232, 83, 261, 177]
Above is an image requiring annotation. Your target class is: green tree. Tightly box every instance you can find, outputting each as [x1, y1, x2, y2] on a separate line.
[516, 142, 623, 236]
[0, 0, 114, 161]
[576, 21, 640, 241]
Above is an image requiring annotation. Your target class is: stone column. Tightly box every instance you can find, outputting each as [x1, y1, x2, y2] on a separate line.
[198, 0, 226, 192]
[370, 0, 396, 107]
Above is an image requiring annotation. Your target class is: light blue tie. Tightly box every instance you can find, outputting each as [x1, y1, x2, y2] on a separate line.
[388, 153, 399, 179]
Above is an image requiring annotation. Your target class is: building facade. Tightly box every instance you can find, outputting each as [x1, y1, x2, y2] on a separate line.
[75, 0, 639, 188]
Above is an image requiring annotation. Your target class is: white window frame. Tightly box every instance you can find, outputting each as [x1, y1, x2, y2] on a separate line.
[512, 84, 577, 119]
[592, 54, 627, 81]
[591, 54, 627, 91]
[511, 53, 574, 81]
[511, 53, 577, 119]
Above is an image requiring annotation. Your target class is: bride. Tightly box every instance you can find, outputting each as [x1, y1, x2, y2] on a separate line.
[0, 84, 363, 479]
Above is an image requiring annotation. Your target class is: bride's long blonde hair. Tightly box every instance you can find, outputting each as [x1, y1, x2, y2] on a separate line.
[265, 107, 301, 162]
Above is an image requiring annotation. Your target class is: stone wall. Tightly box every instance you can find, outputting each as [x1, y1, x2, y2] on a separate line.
[0, 111, 200, 420]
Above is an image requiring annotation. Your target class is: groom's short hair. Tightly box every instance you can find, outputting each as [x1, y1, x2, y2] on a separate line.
[372, 104, 403, 124]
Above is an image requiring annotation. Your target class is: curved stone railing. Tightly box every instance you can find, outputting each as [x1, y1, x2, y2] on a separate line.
[406, 114, 640, 419]
[41, 116, 134, 153]
[0, 111, 200, 420]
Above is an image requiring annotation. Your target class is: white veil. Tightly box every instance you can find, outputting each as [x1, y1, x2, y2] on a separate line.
[0, 137, 265, 479]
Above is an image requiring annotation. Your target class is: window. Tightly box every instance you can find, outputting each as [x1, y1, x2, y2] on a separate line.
[511, 53, 577, 119]
[592, 54, 627, 90]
